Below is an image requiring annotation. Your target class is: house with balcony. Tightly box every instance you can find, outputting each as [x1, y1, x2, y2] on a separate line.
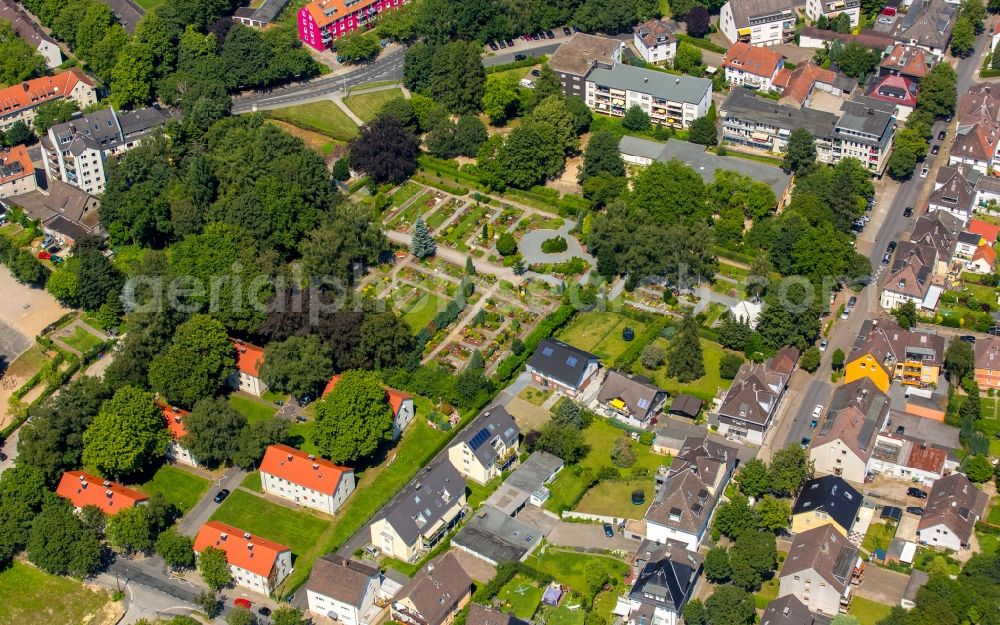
[833, 96, 896, 174]
[810, 378, 890, 485]
[880, 211, 962, 312]
[805, 0, 860, 28]
[864, 74, 918, 121]
[548, 33, 624, 99]
[391, 552, 472, 625]
[298, 0, 408, 50]
[722, 42, 785, 93]
[584, 63, 712, 129]
[614, 541, 703, 625]
[883, 0, 957, 57]
[720, 87, 839, 161]
[447, 406, 520, 485]
[194, 521, 292, 595]
[720, 0, 795, 46]
[713, 346, 797, 445]
[260, 444, 355, 515]
[369, 461, 465, 562]
[596, 369, 668, 428]
[975, 337, 1000, 390]
[791, 476, 863, 537]
[916, 473, 989, 552]
[55, 470, 149, 514]
[0, 70, 96, 132]
[929, 166, 976, 224]
[845, 319, 945, 392]
[633, 19, 677, 65]
[778, 525, 863, 615]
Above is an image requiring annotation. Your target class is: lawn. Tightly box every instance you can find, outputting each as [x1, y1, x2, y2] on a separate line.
[490, 66, 532, 82]
[60, 326, 103, 353]
[229, 393, 278, 423]
[575, 479, 651, 518]
[517, 386, 552, 406]
[467, 477, 502, 508]
[133, 0, 163, 9]
[390, 181, 424, 208]
[136, 465, 210, 513]
[978, 528, 1000, 555]
[343, 88, 405, 123]
[266, 101, 360, 141]
[5, 343, 44, 379]
[558, 311, 646, 362]
[754, 578, 779, 609]
[989, 502, 1000, 526]
[401, 290, 449, 331]
[0, 562, 110, 625]
[241, 471, 263, 493]
[210, 489, 331, 560]
[525, 548, 629, 593]
[496, 575, 544, 619]
[287, 420, 321, 457]
[634, 337, 735, 401]
[539, 605, 585, 625]
[862, 522, 895, 555]
[849, 596, 893, 625]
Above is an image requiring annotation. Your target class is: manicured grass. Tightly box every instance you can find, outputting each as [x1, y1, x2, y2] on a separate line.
[978, 529, 1000, 555]
[754, 578, 779, 609]
[133, 0, 163, 9]
[390, 181, 423, 208]
[425, 204, 454, 230]
[343, 88, 405, 123]
[242, 471, 263, 493]
[402, 291, 449, 331]
[497, 575, 544, 619]
[136, 465, 210, 513]
[0, 561, 110, 625]
[634, 337, 735, 401]
[575, 479, 651, 518]
[287, 420, 321, 457]
[229, 394, 278, 423]
[490, 66, 532, 82]
[862, 522, 895, 555]
[849, 596, 893, 625]
[558, 311, 646, 363]
[467, 477, 502, 509]
[60, 326, 103, 353]
[989, 502, 1000, 526]
[266, 101, 360, 141]
[517, 386, 552, 406]
[539, 605, 585, 625]
[525, 549, 629, 593]
[210, 489, 331, 560]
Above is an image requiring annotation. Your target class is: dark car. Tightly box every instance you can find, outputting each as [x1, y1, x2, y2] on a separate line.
[295, 415, 308, 423]
[907, 487, 928, 499]
[563, 26, 572, 35]
[906, 506, 924, 516]
[960, 335, 976, 344]
[213, 489, 231, 503]
[505, 38, 515, 47]
[931, 144, 940, 155]
[895, 425, 905, 435]
[903, 206, 913, 217]
[514, 53, 527, 61]
[603, 523, 614, 538]
[530, 69, 540, 77]
[883, 253, 892, 264]
[488, 41, 498, 50]
[800, 436, 811, 448]
[50, 254, 63, 264]
[498, 39, 507, 49]
[530, 32, 540, 40]
[887, 241, 897, 253]
[258, 607, 272, 617]
[938, 130, 946, 140]
[545, 30, 555, 38]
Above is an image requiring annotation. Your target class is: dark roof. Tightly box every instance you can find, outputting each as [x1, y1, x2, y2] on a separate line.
[889, 0, 957, 50]
[918, 473, 990, 543]
[792, 476, 863, 532]
[668, 394, 703, 418]
[5, 180, 100, 232]
[800, 26, 895, 49]
[467, 604, 530, 625]
[721, 87, 838, 140]
[379, 461, 463, 545]
[305, 554, 379, 607]
[835, 96, 896, 146]
[49, 106, 168, 155]
[97, 0, 143, 33]
[760, 596, 815, 625]
[780, 524, 860, 592]
[598, 369, 667, 422]
[457, 406, 520, 466]
[452, 506, 542, 563]
[527, 339, 599, 389]
[903, 570, 929, 602]
[45, 215, 94, 242]
[503, 451, 564, 493]
[726, 0, 794, 28]
[815, 378, 889, 461]
[646, 436, 735, 532]
[716, 355, 792, 427]
[393, 552, 472, 625]
[629, 543, 703, 615]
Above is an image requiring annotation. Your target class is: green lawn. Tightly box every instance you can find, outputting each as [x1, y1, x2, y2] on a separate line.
[390, 181, 423, 208]
[136, 465, 210, 513]
[343, 88, 405, 123]
[210, 489, 331, 560]
[266, 101, 360, 141]
[634, 337, 735, 401]
[754, 578, 779, 609]
[490, 66, 532, 82]
[862, 522, 895, 555]
[517, 386, 552, 406]
[525, 549, 629, 593]
[978, 529, 1000, 555]
[60, 326, 103, 353]
[0, 562, 110, 625]
[849, 596, 893, 625]
[989, 502, 1000, 525]
[467, 477, 502, 509]
[558, 311, 647, 362]
[496, 575, 544, 619]
[229, 394, 278, 423]
[575, 479, 651, 518]
[133, 0, 164, 9]
[539, 605, 585, 625]
[401, 290, 449, 331]
[241, 471, 263, 493]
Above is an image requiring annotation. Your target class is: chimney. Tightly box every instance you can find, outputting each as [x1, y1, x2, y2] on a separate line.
[244, 532, 251, 539]
[312, 464, 319, 470]
[220, 533, 228, 540]
[103, 480, 111, 487]
[287, 454, 293, 461]
[783, 606, 790, 616]
[308, 454, 315, 460]
[643, 76, 648, 82]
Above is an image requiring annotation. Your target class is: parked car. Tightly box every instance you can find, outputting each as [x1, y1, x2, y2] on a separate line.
[603, 523, 614, 538]
[800, 436, 811, 448]
[258, 607, 272, 617]
[563, 26, 572, 35]
[213, 489, 231, 503]
[883, 253, 892, 264]
[938, 130, 946, 140]
[819, 339, 829, 351]
[960, 335, 976, 343]
[50, 254, 63, 264]
[895, 425, 905, 435]
[810, 419, 818, 428]
[364, 545, 381, 558]
[545, 29, 555, 38]
[887, 241, 897, 254]
[505, 38, 515, 47]
[920, 165, 929, 178]
[514, 54, 527, 61]
[906, 506, 924, 516]
[812, 404, 824, 418]
[488, 41, 498, 50]
[841, 307, 850, 320]
[903, 206, 913, 217]
[295, 415, 308, 423]
[847, 296, 857, 307]
[530, 69, 541, 77]
[931, 144, 940, 155]
[907, 487, 928, 499]
[37, 251, 50, 260]
[530, 32, 540, 40]
[234, 598, 252, 609]
[498, 40, 507, 49]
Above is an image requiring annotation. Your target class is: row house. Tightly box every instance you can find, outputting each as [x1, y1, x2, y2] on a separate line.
[0, 145, 37, 199]
[298, 0, 407, 50]
[845, 318, 945, 392]
[447, 406, 520, 485]
[722, 42, 784, 93]
[832, 96, 896, 174]
[0, 70, 96, 131]
[949, 122, 1000, 175]
[260, 444, 355, 515]
[55, 470, 148, 514]
[194, 521, 292, 595]
[720, 0, 795, 46]
[810, 378, 890, 484]
[805, 0, 860, 28]
[714, 346, 798, 444]
[585, 63, 712, 129]
[632, 19, 678, 65]
[305, 554, 394, 625]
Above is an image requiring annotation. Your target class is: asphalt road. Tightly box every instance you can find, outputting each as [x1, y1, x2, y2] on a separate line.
[176, 467, 247, 537]
[231, 48, 406, 114]
[483, 42, 560, 67]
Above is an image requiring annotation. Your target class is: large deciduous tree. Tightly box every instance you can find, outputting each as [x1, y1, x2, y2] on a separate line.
[705, 585, 755, 625]
[349, 115, 420, 184]
[27, 498, 102, 578]
[180, 397, 248, 468]
[82, 386, 169, 479]
[945, 336, 975, 381]
[259, 335, 334, 399]
[198, 546, 232, 590]
[769, 445, 814, 496]
[312, 370, 394, 463]
[149, 314, 236, 408]
[579, 130, 625, 184]
[429, 40, 486, 114]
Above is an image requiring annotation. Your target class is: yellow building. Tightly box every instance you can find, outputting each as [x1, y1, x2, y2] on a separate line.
[790, 476, 862, 537]
[844, 319, 944, 392]
[844, 352, 891, 393]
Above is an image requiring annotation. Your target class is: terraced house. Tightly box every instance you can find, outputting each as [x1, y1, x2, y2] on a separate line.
[809, 378, 889, 484]
[298, 0, 408, 50]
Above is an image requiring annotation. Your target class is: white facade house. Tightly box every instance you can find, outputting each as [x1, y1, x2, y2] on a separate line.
[805, 0, 861, 27]
[916, 474, 990, 552]
[720, 0, 795, 46]
[194, 521, 292, 595]
[447, 407, 520, 485]
[0, 145, 37, 199]
[585, 63, 712, 129]
[229, 339, 269, 397]
[161, 404, 199, 468]
[305, 555, 383, 625]
[260, 444, 355, 515]
[633, 19, 677, 64]
[722, 42, 784, 93]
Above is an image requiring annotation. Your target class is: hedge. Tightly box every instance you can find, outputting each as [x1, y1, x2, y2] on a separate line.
[613, 317, 667, 368]
[484, 55, 548, 75]
[676, 34, 727, 53]
[472, 561, 554, 603]
[493, 304, 575, 384]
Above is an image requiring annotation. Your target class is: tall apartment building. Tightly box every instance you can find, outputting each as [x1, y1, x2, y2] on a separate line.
[805, 0, 861, 28]
[585, 63, 712, 129]
[720, 0, 795, 46]
[833, 96, 897, 173]
[547, 33, 624, 99]
[297, 0, 407, 50]
[41, 106, 169, 194]
[0, 70, 96, 132]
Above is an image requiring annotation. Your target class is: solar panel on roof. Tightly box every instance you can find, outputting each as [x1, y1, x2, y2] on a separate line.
[469, 428, 491, 451]
[637, 398, 651, 409]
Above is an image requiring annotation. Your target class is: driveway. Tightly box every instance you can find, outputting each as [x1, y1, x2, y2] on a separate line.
[518, 505, 560, 535]
[894, 513, 920, 543]
[856, 566, 910, 606]
[451, 548, 497, 583]
[547, 521, 641, 551]
[176, 467, 247, 537]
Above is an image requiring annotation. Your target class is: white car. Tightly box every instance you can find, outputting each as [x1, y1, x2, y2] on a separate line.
[812, 405, 824, 418]
[920, 165, 929, 178]
[819, 339, 829, 351]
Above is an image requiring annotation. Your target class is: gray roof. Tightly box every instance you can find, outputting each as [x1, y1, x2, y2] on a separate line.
[629, 543, 703, 615]
[234, 0, 290, 23]
[780, 524, 859, 592]
[903, 570, 929, 602]
[467, 604, 530, 625]
[646, 435, 735, 532]
[726, 0, 794, 28]
[918, 473, 990, 543]
[890, 0, 957, 50]
[761, 596, 814, 625]
[548, 33, 623, 77]
[504, 451, 564, 493]
[456, 406, 520, 467]
[392, 552, 471, 625]
[45, 215, 94, 242]
[660, 138, 791, 198]
[452, 506, 542, 564]
[6, 180, 100, 232]
[587, 64, 712, 106]
[527, 339, 599, 389]
[305, 554, 379, 607]
[118, 106, 170, 138]
[721, 87, 839, 140]
[792, 476, 863, 532]
[835, 96, 896, 146]
[50, 106, 168, 155]
[668, 394, 703, 418]
[0, 0, 57, 48]
[379, 461, 464, 545]
[815, 377, 889, 461]
[598, 369, 667, 423]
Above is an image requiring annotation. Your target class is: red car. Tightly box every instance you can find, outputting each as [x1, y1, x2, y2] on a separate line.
[234, 598, 252, 609]
[37, 251, 51, 260]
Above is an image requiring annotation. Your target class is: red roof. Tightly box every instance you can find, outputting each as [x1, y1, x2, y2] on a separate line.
[55, 470, 149, 514]
[259, 444, 351, 495]
[974, 244, 997, 266]
[864, 74, 917, 108]
[906, 444, 945, 474]
[303, 0, 379, 27]
[772, 68, 792, 90]
[968, 219, 1000, 244]
[194, 521, 289, 578]
[722, 42, 783, 79]
[0, 144, 33, 184]
[231, 339, 264, 377]
[322, 374, 411, 416]
[159, 402, 189, 439]
[879, 44, 931, 79]
[0, 69, 93, 114]
[322, 373, 342, 397]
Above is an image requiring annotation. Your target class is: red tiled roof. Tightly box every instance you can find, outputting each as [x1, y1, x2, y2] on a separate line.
[772, 68, 792, 89]
[159, 402, 189, 439]
[0, 144, 33, 184]
[722, 42, 783, 79]
[322, 373, 342, 396]
[968, 218, 1000, 244]
[259, 444, 351, 495]
[231, 339, 264, 377]
[974, 244, 997, 266]
[864, 74, 917, 108]
[953, 122, 1000, 162]
[879, 44, 932, 79]
[194, 521, 289, 578]
[0, 69, 93, 115]
[322, 374, 410, 415]
[55, 470, 149, 514]
[304, 0, 379, 27]
[779, 62, 837, 105]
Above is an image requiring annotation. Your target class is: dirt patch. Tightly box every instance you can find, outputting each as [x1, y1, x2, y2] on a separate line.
[266, 120, 346, 163]
[547, 155, 582, 196]
[0, 267, 68, 346]
[83, 595, 124, 625]
[505, 396, 552, 431]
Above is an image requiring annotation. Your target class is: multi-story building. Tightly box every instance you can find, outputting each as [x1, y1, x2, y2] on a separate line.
[260, 444, 355, 515]
[805, 0, 860, 28]
[879, 44, 935, 83]
[916, 473, 990, 552]
[55, 470, 149, 514]
[391, 552, 472, 625]
[867, 431, 957, 485]
[616, 541, 703, 625]
[790, 476, 863, 537]
[161, 403, 199, 467]
[526, 339, 601, 399]
[585, 63, 712, 129]
[194, 521, 292, 595]
[975, 337, 1000, 390]
[845, 319, 946, 392]
[548, 33, 624, 99]
[0, 0, 63, 68]
[41, 106, 169, 194]
[882, 0, 957, 57]
[720, 87, 839, 160]
[929, 166, 976, 223]
[447, 406, 519, 485]
[778, 525, 863, 615]
[722, 42, 785, 93]
[776, 62, 857, 109]
[832, 96, 896, 173]
[632, 19, 677, 65]
[0, 145, 37, 199]
[0, 70, 96, 132]
[229, 339, 268, 397]
[810, 378, 890, 484]
[863, 74, 918, 121]
[880, 211, 962, 311]
[4, 180, 101, 247]
[714, 346, 798, 445]
[297, 0, 407, 50]
[719, 0, 795, 46]
[305, 554, 383, 625]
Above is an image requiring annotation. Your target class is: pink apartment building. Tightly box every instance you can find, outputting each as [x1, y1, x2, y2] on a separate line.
[298, 0, 406, 51]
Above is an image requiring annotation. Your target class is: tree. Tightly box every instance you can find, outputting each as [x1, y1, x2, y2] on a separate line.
[72, 235, 124, 311]
[157, 528, 196, 569]
[917, 62, 958, 119]
[961, 0, 987, 31]
[148, 314, 235, 408]
[32, 100, 80, 134]
[961, 382, 981, 442]
[704, 547, 731, 582]
[232, 418, 289, 468]
[272, 607, 308, 625]
[412, 218, 437, 258]
[674, 42, 704, 75]
[719, 353, 744, 379]
[9, 250, 48, 285]
[714, 495, 756, 539]
[667, 313, 704, 383]
[465, 256, 476, 275]
[496, 232, 518, 256]
[27, 498, 102, 578]
[893, 301, 918, 330]
[107, 505, 156, 554]
[834, 42, 880, 78]
[945, 337, 975, 381]
[584, 560, 610, 595]
[528, 96, 579, 154]
[349, 115, 420, 184]
[454, 115, 488, 157]
[226, 608, 256, 625]
[756, 495, 791, 532]
[486, 120, 567, 189]
[553, 399, 587, 429]
[718, 316, 754, 352]
[299, 202, 388, 286]
[689, 115, 717, 146]
[378, 98, 418, 132]
[564, 95, 593, 134]
[111, 41, 155, 108]
[1, 121, 32, 147]
[482, 75, 521, 125]
[736, 458, 770, 499]
[770, 445, 814, 496]
[683, 599, 708, 625]
[831, 348, 845, 370]
[260, 335, 334, 399]
[199, 546, 233, 590]
[611, 435, 637, 468]
[430, 41, 486, 114]
[357, 311, 415, 370]
[729, 530, 777, 591]
[965, 454, 993, 482]
[336, 30, 380, 62]
[951, 16, 976, 56]
[622, 105, 651, 132]
[0, 21, 46, 86]
[685, 6, 711, 38]
[705, 584, 755, 625]
[579, 131, 625, 183]
[313, 370, 394, 463]
[800, 346, 821, 373]
[641, 344, 666, 369]
[537, 422, 589, 463]
[784, 128, 816, 173]
[531, 65, 563, 104]
[82, 386, 168, 480]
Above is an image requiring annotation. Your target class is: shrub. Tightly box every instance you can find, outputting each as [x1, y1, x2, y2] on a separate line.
[540, 236, 569, 253]
[496, 232, 518, 256]
[641, 344, 666, 369]
[719, 353, 744, 379]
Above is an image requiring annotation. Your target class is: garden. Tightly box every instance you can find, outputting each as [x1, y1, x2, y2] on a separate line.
[137, 465, 210, 514]
[557, 311, 647, 363]
[633, 337, 737, 402]
[574, 478, 652, 519]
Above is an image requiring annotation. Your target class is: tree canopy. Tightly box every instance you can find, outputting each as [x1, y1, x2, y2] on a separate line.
[312, 370, 394, 463]
[82, 386, 169, 479]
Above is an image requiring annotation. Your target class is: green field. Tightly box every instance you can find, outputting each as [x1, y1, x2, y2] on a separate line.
[849, 596, 893, 625]
[133, 0, 164, 9]
[574, 479, 651, 518]
[526, 549, 629, 593]
[210, 489, 331, 559]
[634, 337, 735, 401]
[497, 575, 544, 619]
[241, 471, 263, 493]
[401, 290, 449, 331]
[267, 101, 360, 141]
[558, 311, 646, 362]
[343, 88, 405, 123]
[862, 522, 895, 555]
[754, 578, 779, 609]
[0, 562, 110, 625]
[137, 465, 210, 513]
[59, 326, 103, 353]
[229, 394, 278, 423]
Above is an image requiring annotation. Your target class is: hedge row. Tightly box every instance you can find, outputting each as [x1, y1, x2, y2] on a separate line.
[613, 317, 667, 368]
[493, 303, 575, 384]
[484, 55, 548, 75]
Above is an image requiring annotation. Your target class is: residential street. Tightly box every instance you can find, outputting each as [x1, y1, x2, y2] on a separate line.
[176, 467, 248, 537]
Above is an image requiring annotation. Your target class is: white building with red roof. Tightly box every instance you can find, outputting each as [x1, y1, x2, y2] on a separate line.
[194, 521, 292, 594]
[229, 339, 268, 397]
[864, 74, 918, 121]
[55, 470, 149, 514]
[260, 444, 355, 515]
[0, 145, 37, 199]
[323, 374, 415, 439]
[0, 69, 97, 132]
[722, 42, 785, 93]
[160, 403, 198, 467]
